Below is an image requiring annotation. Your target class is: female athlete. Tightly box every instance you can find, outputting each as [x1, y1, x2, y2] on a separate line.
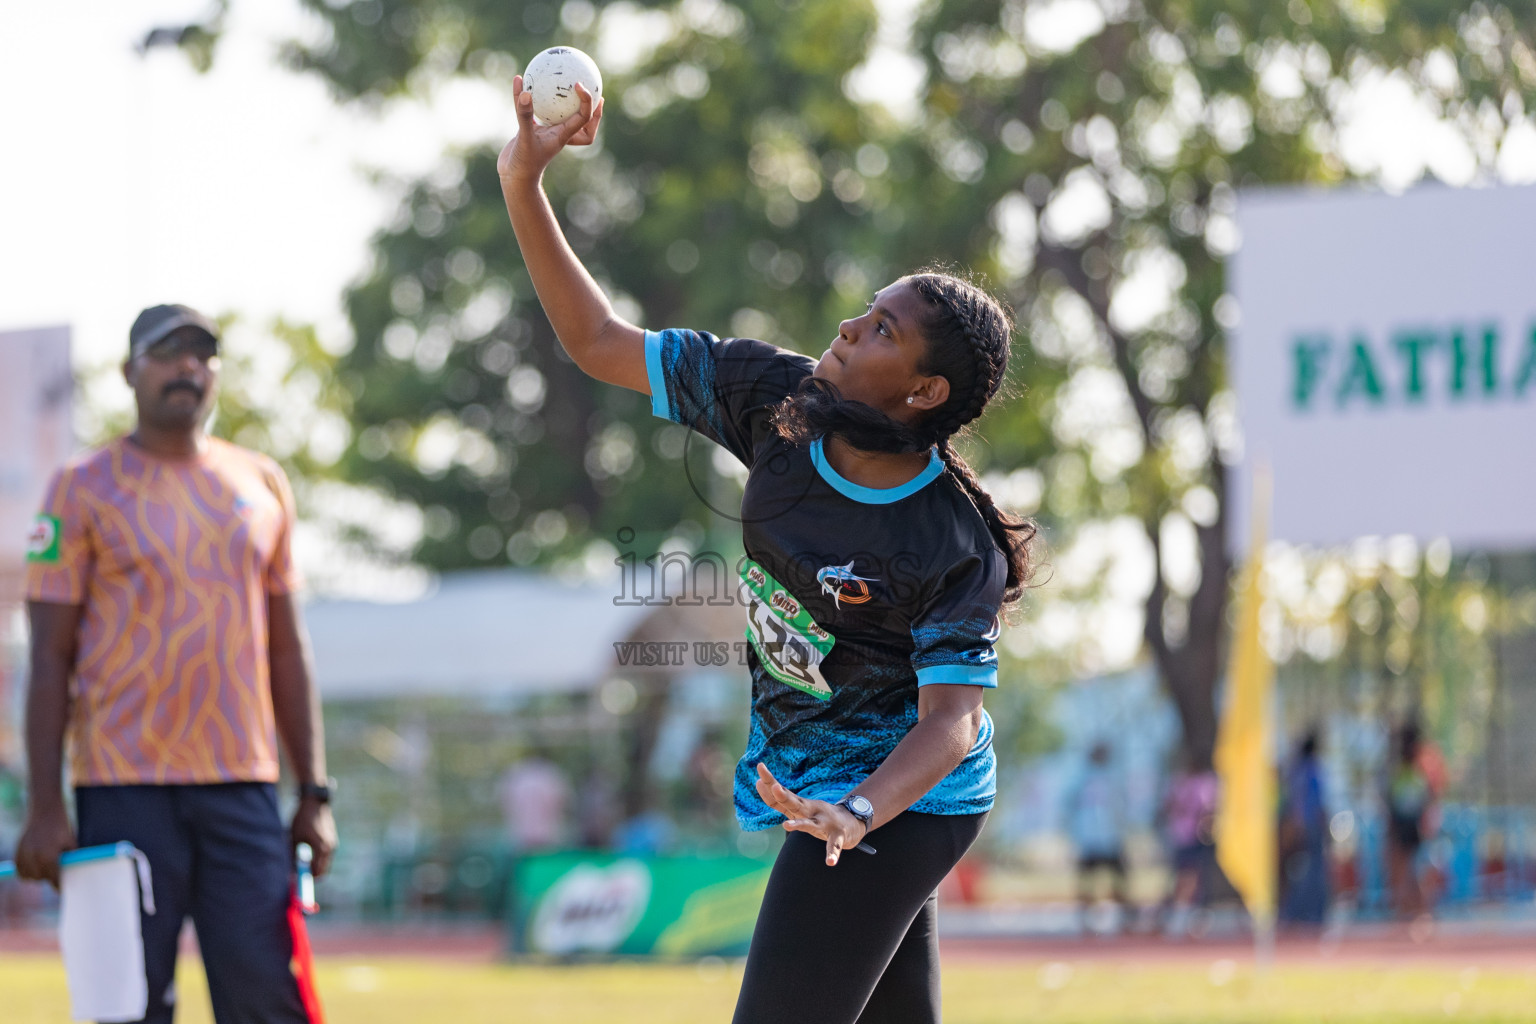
[498, 80, 1036, 1024]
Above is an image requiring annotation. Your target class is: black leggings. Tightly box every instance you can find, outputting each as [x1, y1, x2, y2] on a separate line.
[732, 810, 987, 1024]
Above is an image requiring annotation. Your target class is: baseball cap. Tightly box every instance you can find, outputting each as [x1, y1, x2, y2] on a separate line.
[129, 304, 220, 360]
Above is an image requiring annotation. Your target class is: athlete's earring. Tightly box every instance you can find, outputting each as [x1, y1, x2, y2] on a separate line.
[906, 397, 914, 405]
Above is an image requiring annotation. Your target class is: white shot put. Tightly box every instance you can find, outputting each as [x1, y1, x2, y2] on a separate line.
[522, 46, 603, 126]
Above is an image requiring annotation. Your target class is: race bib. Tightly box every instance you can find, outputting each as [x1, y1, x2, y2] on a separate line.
[738, 560, 834, 700]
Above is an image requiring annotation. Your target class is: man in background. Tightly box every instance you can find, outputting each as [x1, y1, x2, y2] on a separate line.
[1070, 741, 1129, 933]
[499, 752, 571, 853]
[1160, 756, 1217, 937]
[15, 304, 337, 1023]
[1386, 719, 1445, 922]
[1279, 728, 1331, 927]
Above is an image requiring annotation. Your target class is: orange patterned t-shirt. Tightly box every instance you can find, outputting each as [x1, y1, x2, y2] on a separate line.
[25, 436, 301, 785]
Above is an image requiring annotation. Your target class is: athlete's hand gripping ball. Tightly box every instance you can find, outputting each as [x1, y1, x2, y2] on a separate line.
[756, 763, 870, 867]
[497, 72, 604, 186]
[522, 46, 604, 125]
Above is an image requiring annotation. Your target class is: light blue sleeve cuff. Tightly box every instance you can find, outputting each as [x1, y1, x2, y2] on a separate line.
[644, 330, 673, 421]
[915, 664, 998, 689]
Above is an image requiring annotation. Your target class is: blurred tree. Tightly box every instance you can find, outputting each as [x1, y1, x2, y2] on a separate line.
[268, 0, 964, 572]
[883, 0, 1536, 768]
[137, 0, 228, 71]
[173, 0, 1536, 770]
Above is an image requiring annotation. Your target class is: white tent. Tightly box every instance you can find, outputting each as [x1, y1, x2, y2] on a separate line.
[303, 570, 655, 701]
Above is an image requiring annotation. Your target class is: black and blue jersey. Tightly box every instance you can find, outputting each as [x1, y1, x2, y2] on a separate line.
[644, 328, 1007, 830]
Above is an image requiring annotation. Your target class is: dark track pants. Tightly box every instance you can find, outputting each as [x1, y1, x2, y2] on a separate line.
[74, 783, 310, 1024]
[732, 810, 987, 1024]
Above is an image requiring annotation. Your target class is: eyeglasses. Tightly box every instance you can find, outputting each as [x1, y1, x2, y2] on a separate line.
[142, 333, 218, 364]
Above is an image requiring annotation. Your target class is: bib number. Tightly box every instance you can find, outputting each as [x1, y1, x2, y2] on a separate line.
[739, 560, 834, 700]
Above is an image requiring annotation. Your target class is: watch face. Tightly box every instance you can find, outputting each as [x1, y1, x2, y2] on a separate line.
[847, 796, 873, 818]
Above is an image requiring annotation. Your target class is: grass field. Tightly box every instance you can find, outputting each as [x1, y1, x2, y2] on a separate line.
[6, 955, 1536, 1023]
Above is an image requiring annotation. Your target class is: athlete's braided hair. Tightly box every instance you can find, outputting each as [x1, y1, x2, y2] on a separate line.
[772, 270, 1038, 604]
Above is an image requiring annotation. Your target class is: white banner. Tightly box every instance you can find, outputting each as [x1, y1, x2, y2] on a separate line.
[1231, 184, 1536, 553]
[0, 325, 71, 766]
[0, 326, 73, 579]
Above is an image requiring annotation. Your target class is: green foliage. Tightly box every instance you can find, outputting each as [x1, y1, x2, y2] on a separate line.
[136, 0, 230, 71]
[885, 0, 1536, 763]
[288, 0, 933, 573]
[212, 319, 355, 487]
[180, 0, 1536, 763]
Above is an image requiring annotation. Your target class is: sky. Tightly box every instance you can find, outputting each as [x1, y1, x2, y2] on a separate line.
[4, 0, 1530, 367]
[3, 0, 1532, 624]
[0, 0, 518, 369]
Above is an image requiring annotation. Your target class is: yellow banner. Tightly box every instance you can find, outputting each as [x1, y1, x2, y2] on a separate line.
[1214, 472, 1276, 926]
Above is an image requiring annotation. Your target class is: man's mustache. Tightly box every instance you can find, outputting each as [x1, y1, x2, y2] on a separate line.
[162, 380, 204, 399]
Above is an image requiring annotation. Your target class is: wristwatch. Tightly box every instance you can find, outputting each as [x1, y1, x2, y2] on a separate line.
[298, 779, 336, 804]
[839, 794, 875, 830]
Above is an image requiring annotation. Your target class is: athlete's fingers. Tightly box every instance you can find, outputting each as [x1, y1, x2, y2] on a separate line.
[549, 83, 596, 142]
[826, 834, 844, 867]
[782, 816, 827, 837]
[754, 770, 786, 812]
[774, 786, 813, 818]
[569, 97, 604, 146]
[755, 763, 822, 824]
[756, 763, 793, 806]
[554, 87, 596, 146]
[754, 762, 777, 800]
[758, 778, 800, 816]
[512, 75, 534, 126]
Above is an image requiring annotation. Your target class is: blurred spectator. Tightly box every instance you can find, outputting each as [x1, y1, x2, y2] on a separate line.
[1279, 728, 1330, 926]
[615, 807, 677, 857]
[498, 755, 571, 853]
[0, 766, 20, 924]
[683, 729, 734, 827]
[1385, 720, 1445, 920]
[1160, 758, 1218, 936]
[576, 769, 621, 850]
[1069, 742, 1128, 929]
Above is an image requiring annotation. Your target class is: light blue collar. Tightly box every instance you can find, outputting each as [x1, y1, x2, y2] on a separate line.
[809, 438, 944, 504]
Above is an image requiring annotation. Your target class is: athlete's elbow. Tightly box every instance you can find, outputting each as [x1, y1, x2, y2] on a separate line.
[957, 705, 984, 750]
[566, 319, 636, 382]
[554, 332, 598, 373]
[936, 704, 983, 765]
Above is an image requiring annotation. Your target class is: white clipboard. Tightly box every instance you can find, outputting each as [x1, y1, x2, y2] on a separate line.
[2, 842, 156, 1023]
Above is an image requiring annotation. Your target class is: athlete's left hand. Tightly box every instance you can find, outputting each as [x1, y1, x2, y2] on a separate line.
[755, 763, 867, 867]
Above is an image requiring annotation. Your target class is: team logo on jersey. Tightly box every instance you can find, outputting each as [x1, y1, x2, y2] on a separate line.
[26, 514, 61, 563]
[816, 560, 877, 607]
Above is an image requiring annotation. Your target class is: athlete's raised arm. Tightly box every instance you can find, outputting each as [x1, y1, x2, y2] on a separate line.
[497, 76, 648, 394]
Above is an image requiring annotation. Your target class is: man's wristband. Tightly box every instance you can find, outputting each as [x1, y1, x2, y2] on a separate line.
[298, 779, 336, 804]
